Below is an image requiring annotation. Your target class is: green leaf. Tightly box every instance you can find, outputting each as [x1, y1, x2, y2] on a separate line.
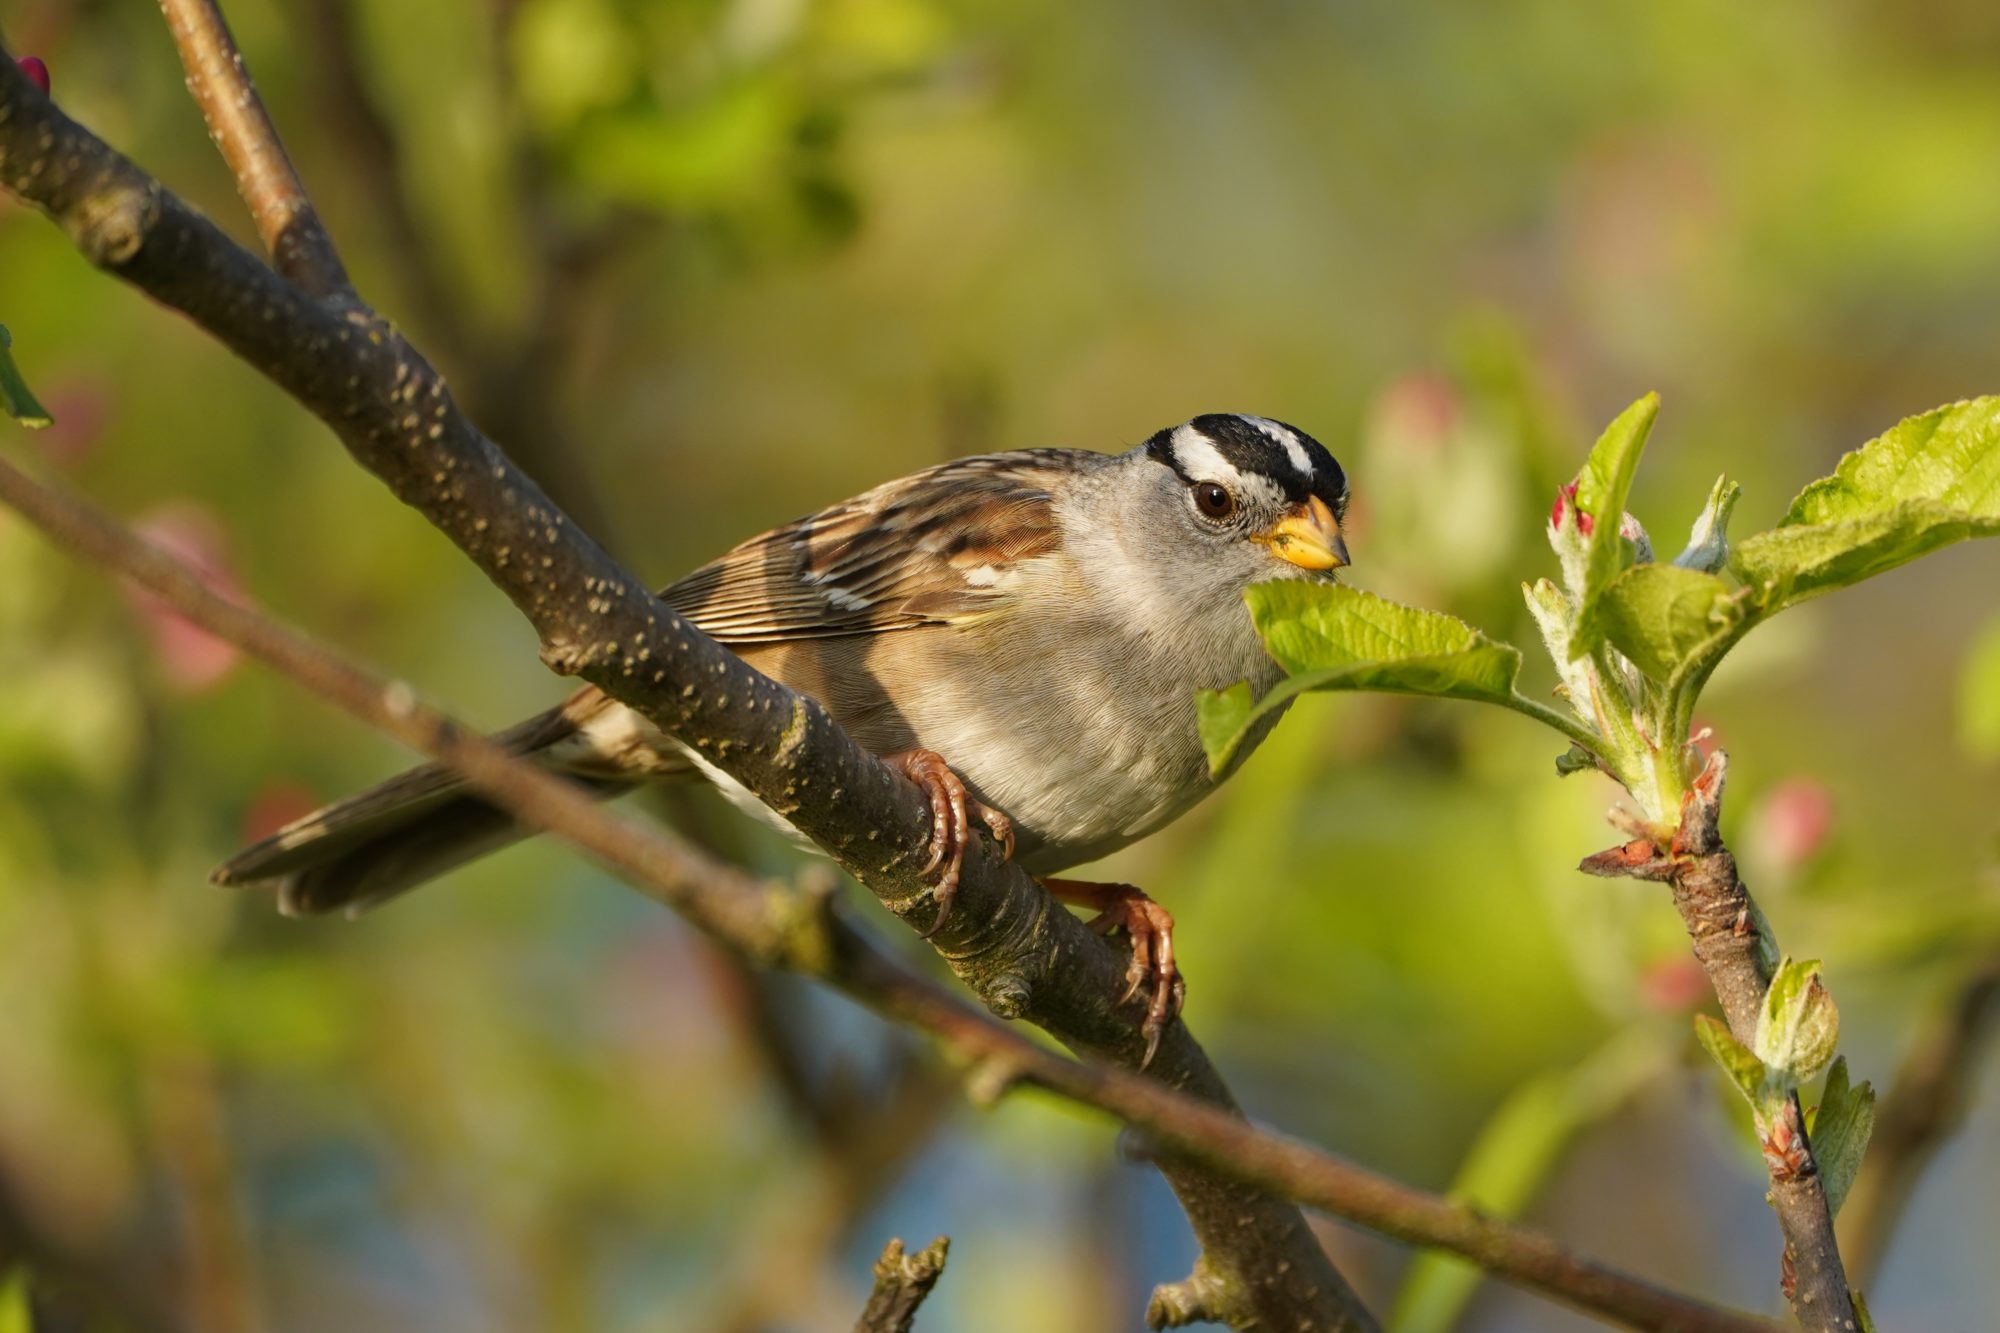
[1198, 583, 1524, 774]
[1734, 398, 2000, 610]
[0, 325, 53, 429]
[1957, 615, 2000, 762]
[1808, 1056, 1875, 1219]
[1694, 1013, 1765, 1105]
[1755, 957, 1840, 1088]
[1595, 562, 1745, 685]
[1195, 682, 1259, 775]
[1568, 393, 1659, 658]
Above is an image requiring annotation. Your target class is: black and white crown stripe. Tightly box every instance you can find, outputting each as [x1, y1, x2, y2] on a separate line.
[1143, 413, 1349, 518]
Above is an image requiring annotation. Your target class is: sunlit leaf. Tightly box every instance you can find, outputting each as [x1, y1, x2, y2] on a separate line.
[1809, 1056, 1875, 1218]
[1733, 398, 2000, 610]
[1568, 393, 1658, 658]
[1198, 583, 1523, 773]
[1595, 562, 1745, 684]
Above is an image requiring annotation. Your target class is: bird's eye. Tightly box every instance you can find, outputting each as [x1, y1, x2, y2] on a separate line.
[1193, 482, 1235, 519]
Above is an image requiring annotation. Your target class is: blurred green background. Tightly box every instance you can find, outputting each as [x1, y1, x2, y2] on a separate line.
[4, 1, 2000, 1330]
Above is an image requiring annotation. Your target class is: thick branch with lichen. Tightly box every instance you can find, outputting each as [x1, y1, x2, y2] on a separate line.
[0, 47, 1369, 1332]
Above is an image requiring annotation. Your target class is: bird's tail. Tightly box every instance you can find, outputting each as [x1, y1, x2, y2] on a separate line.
[212, 693, 642, 918]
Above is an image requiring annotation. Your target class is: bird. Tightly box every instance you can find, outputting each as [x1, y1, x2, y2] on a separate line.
[216, 412, 1351, 1060]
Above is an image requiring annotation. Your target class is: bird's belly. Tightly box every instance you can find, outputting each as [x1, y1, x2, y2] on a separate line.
[951, 718, 1209, 872]
[577, 628, 1285, 875]
[882, 645, 1269, 874]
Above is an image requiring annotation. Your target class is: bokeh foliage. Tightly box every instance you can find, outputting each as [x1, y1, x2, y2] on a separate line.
[4, 2, 2000, 1331]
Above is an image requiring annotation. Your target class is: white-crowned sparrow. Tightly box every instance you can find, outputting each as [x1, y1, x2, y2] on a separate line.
[217, 413, 1351, 1056]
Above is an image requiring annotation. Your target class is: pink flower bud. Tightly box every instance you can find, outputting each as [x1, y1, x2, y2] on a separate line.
[1550, 482, 1595, 536]
[16, 57, 50, 95]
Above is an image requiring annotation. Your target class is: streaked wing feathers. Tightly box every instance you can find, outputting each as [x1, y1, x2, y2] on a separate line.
[662, 451, 1070, 644]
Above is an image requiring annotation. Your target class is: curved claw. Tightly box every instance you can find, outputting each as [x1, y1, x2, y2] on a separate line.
[889, 748, 1014, 938]
[1048, 878, 1184, 1067]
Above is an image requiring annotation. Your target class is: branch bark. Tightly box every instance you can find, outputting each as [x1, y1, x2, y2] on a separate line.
[853, 1237, 949, 1333]
[0, 46, 1369, 1331]
[0, 434, 1783, 1333]
[1582, 751, 1860, 1331]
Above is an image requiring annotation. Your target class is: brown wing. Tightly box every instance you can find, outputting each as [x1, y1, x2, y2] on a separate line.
[660, 450, 1072, 645]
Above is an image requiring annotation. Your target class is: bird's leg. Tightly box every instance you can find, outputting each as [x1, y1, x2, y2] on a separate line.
[887, 748, 1015, 937]
[1040, 878, 1184, 1067]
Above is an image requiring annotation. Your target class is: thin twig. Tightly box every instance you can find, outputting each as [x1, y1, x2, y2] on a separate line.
[0, 50, 1371, 1332]
[853, 1237, 949, 1333]
[154, 0, 350, 298]
[1582, 752, 1860, 1331]
[0, 446, 1785, 1333]
[1838, 949, 2000, 1283]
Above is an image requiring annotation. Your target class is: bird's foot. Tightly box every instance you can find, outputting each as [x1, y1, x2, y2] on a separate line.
[888, 748, 1015, 937]
[1041, 878, 1184, 1067]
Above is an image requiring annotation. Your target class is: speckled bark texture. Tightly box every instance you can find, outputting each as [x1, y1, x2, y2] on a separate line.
[0, 51, 1371, 1331]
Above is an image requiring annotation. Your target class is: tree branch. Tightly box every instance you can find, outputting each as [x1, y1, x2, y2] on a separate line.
[1582, 752, 1859, 1331]
[853, 1237, 949, 1333]
[0, 439, 1784, 1333]
[154, 0, 349, 299]
[0, 45, 1375, 1330]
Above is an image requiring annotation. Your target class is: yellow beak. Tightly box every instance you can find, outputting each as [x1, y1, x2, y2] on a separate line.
[1259, 495, 1349, 571]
